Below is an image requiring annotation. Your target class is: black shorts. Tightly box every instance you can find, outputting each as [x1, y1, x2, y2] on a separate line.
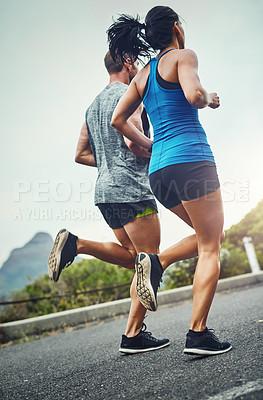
[149, 161, 220, 209]
[97, 199, 158, 229]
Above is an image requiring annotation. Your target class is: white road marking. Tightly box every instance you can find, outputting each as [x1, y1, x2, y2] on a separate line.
[207, 378, 263, 400]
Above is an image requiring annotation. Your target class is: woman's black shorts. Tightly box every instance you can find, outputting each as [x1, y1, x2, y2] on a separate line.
[149, 161, 220, 209]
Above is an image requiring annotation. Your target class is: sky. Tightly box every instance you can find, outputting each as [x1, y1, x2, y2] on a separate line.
[0, 0, 263, 266]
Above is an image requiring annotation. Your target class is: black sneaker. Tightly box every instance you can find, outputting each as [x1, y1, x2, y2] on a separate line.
[48, 229, 78, 282]
[135, 252, 163, 312]
[119, 323, 170, 354]
[184, 328, 232, 356]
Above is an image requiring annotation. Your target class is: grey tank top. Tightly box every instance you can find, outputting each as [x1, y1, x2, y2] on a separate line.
[85, 82, 154, 205]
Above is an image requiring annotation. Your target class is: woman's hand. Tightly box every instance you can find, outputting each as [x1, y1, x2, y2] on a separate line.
[111, 80, 153, 149]
[208, 93, 220, 109]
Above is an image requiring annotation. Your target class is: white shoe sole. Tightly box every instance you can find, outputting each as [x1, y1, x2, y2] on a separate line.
[184, 345, 232, 356]
[135, 252, 157, 312]
[48, 229, 69, 282]
[119, 341, 170, 354]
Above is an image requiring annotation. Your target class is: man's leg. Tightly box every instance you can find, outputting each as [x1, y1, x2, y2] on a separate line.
[49, 204, 200, 283]
[116, 212, 170, 354]
[120, 212, 161, 337]
[48, 228, 137, 282]
[76, 211, 169, 353]
[77, 219, 161, 337]
[76, 236, 136, 268]
[112, 226, 148, 338]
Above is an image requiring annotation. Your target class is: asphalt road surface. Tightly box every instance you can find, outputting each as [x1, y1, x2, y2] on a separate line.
[1, 284, 263, 400]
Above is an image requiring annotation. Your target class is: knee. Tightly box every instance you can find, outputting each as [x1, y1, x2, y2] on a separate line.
[123, 248, 137, 269]
[198, 241, 221, 257]
[198, 230, 225, 253]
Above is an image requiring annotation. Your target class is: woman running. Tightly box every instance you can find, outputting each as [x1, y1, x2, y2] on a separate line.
[107, 6, 232, 356]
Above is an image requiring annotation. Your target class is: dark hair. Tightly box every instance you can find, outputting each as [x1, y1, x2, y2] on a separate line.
[104, 50, 123, 74]
[107, 6, 179, 64]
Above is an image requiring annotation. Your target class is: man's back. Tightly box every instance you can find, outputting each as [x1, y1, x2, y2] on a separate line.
[86, 82, 154, 205]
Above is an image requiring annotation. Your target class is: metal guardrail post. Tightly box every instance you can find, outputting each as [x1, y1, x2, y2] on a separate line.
[243, 236, 261, 273]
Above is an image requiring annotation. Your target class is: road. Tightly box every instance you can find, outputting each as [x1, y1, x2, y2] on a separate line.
[1, 284, 263, 400]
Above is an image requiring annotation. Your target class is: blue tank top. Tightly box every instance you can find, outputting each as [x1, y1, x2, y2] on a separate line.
[143, 49, 215, 175]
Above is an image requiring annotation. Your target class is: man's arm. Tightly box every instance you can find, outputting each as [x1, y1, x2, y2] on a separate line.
[75, 122, 96, 166]
[124, 104, 151, 159]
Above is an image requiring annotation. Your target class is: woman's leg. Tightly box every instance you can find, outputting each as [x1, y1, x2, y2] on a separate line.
[135, 190, 224, 320]
[159, 202, 225, 269]
[180, 188, 224, 331]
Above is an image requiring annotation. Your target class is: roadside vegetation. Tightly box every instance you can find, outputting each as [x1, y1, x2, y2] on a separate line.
[0, 260, 134, 323]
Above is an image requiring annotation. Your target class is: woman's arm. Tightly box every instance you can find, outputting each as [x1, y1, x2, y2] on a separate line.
[178, 49, 220, 109]
[75, 123, 96, 167]
[111, 80, 153, 150]
[124, 104, 151, 158]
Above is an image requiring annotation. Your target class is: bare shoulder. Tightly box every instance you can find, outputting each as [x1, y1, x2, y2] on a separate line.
[133, 64, 150, 98]
[178, 49, 198, 64]
[133, 64, 150, 85]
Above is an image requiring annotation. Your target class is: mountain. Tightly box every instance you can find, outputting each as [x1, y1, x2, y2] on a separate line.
[0, 232, 53, 298]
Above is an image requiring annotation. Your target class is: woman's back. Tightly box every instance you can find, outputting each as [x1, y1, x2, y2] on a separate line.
[140, 50, 215, 174]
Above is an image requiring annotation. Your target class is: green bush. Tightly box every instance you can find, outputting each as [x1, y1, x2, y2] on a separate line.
[162, 257, 197, 290]
[0, 259, 134, 323]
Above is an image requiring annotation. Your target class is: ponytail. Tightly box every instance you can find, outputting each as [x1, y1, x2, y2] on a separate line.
[107, 6, 180, 64]
[107, 14, 151, 65]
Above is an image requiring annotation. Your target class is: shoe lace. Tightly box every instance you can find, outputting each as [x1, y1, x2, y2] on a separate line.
[208, 328, 220, 341]
[140, 323, 159, 342]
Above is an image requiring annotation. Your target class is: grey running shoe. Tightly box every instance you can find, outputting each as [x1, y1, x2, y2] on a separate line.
[184, 328, 232, 356]
[119, 323, 170, 354]
[48, 229, 77, 282]
[135, 252, 163, 312]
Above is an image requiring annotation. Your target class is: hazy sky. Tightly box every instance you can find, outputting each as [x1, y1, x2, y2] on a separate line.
[1, 0, 263, 266]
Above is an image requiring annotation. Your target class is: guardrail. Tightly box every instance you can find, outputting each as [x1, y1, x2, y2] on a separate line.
[0, 282, 131, 306]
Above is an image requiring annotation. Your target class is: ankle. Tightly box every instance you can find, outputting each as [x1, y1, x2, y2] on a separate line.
[125, 327, 141, 338]
[190, 323, 207, 332]
[188, 327, 208, 336]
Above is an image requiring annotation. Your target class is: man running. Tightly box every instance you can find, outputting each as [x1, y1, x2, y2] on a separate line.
[48, 51, 169, 354]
